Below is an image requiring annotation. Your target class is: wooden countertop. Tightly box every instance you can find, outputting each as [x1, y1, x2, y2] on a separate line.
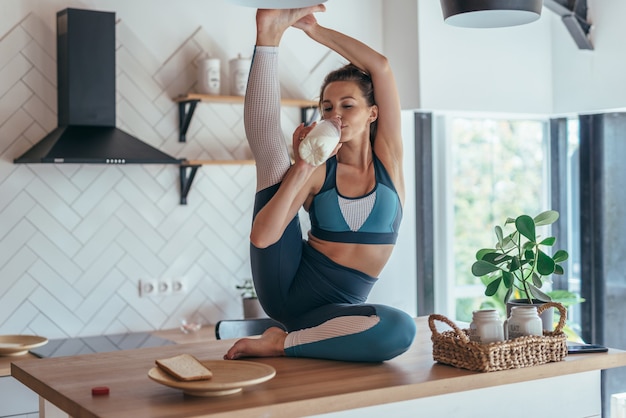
[1, 352, 36, 377]
[10, 317, 626, 418]
[0, 327, 217, 377]
[152, 326, 217, 344]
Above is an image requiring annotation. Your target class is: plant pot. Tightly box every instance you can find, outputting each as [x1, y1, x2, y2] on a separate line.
[506, 299, 554, 331]
[242, 297, 268, 319]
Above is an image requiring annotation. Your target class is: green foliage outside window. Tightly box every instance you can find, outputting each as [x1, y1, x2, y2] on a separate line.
[450, 118, 546, 322]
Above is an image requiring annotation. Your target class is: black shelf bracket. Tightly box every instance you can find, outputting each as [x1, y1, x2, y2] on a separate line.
[179, 163, 201, 205]
[302, 106, 319, 126]
[176, 99, 318, 204]
[178, 100, 200, 142]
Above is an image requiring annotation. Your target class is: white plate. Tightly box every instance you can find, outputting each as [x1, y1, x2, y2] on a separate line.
[148, 359, 276, 397]
[227, 0, 327, 9]
[0, 335, 48, 356]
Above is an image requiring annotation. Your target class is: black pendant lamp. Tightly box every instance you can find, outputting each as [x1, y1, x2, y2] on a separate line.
[440, 0, 542, 28]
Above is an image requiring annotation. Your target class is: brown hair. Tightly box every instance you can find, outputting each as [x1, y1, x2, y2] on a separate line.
[319, 64, 377, 144]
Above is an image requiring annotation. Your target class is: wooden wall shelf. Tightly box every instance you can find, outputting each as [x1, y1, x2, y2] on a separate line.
[174, 93, 318, 142]
[175, 94, 317, 204]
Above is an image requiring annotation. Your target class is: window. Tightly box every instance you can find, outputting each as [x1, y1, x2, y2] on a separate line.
[433, 114, 551, 322]
[565, 117, 582, 336]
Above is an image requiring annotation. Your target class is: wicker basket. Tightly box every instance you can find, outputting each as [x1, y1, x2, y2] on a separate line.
[428, 302, 568, 372]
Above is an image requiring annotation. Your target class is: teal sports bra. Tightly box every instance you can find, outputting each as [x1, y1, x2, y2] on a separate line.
[308, 154, 402, 244]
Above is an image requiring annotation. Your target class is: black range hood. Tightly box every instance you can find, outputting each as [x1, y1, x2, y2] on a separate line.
[15, 8, 181, 165]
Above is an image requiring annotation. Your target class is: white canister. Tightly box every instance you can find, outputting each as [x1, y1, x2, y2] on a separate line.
[469, 309, 505, 344]
[197, 58, 220, 95]
[505, 305, 543, 340]
[229, 54, 251, 96]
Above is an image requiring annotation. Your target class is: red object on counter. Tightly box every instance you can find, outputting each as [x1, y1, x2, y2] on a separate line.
[91, 386, 110, 396]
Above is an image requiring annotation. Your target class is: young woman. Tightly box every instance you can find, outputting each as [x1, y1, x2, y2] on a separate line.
[224, 5, 416, 362]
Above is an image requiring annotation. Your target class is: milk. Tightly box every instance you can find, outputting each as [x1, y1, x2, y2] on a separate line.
[298, 118, 341, 166]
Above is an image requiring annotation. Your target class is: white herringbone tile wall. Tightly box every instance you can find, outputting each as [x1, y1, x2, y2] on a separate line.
[0, 11, 310, 339]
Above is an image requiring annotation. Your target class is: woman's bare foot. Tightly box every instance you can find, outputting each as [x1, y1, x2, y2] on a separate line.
[256, 5, 326, 46]
[223, 327, 288, 360]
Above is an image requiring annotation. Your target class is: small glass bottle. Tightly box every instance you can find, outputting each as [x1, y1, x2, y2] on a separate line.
[505, 305, 543, 340]
[469, 309, 505, 344]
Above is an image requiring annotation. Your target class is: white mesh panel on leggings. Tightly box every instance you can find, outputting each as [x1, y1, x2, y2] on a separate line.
[284, 315, 380, 348]
[244, 46, 291, 191]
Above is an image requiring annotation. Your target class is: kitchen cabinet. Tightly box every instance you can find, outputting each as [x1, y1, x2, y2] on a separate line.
[0, 376, 38, 417]
[174, 94, 318, 204]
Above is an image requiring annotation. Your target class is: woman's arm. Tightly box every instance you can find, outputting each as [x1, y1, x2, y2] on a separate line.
[250, 164, 315, 248]
[295, 16, 405, 201]
[249, 123, 328, 248]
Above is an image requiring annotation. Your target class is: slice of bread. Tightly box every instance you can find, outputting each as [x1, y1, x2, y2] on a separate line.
[155, 354, 213, 381]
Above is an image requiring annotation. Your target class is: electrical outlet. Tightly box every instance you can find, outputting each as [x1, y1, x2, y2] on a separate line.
[139, 278, 187, 297]
[171, 278, 186, 294]
[139, 279, 158, 297]
[157, 280, 171, 295]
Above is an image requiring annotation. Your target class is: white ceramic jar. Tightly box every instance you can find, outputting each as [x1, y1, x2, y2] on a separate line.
[197, 58, 220, 95]
[229, 54, 251, 96]
[505, 305, 543, 339]
[469, 309, 505, 344]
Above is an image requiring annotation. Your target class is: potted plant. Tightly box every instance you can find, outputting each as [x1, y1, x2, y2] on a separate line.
[471, 210, 569, 329]
[236, 278, 267, 319]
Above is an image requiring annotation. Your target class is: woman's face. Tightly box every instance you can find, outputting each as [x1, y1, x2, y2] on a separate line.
[321, 81, 375, 142]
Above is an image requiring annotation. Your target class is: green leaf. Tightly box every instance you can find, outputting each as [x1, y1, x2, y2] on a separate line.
[495, 226, 504, 247]
[504, 286, 513, 302]
[553, 249, 569, 263]
[494, 253, 510, 263]
[502, 271, 514, 288]
[471, 260, 501, 276]
[509, 256, 522, 272]
[547, 289, 585, 306]
[476, 248, 500, 260]
[524, 248, 535, 261]
[554, 264, 564, 275]
[500, 235, 516, 251]
[539, 236, 556, 246]
[534, 210, 559, 226]
[536, 249, 556, 275]
[532, 272, 543, 288]
[476, 248, 496, 261]
[529, 285, 552, 302]
[516, 215, 536, 242]
[480, 252, 511, 265]
[485, 277, 502, 296]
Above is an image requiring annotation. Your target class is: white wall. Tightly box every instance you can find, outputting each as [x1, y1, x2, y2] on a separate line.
[3, 0, 626, 339]
[411, 0, 626, 115]
[416, 0, 554, 114]
[383, 0, 420, 110]
[551, 0, 626, 113]
[368, 111, 417, 314]
[1, 0, 411, 340]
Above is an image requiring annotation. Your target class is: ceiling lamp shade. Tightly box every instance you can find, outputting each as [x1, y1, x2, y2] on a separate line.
[226, 0, 327, 8]
[440, 0, 542, 28]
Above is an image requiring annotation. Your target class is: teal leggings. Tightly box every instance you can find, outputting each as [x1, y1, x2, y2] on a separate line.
[250, 184, 416, 362]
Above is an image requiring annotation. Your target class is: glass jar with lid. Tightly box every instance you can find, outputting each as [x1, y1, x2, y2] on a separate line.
[505, 305, 543, 340]
[469, 309, 505, 344]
